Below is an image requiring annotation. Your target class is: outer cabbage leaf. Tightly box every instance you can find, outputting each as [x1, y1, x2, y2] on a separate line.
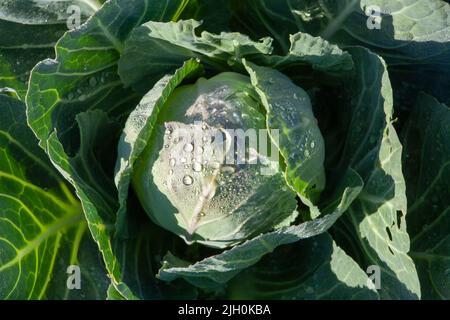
[181, 0, 232, 33]
[118, 19, 273, 93]
[229, 0, 311, 53]
[26, 0, 196, 300]
[0, 93, 108, 299]
[329, 47, 420, 299]
[107, 283, 126, 300]
[402, 93, 450, 299]
[227, 233, 378, 299]
[226, 0, 450, 106]
[0, 0, 103, 99]
[318, 0, 450, 107]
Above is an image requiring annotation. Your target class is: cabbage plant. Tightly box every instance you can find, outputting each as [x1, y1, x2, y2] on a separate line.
[0, 0, 449, 300]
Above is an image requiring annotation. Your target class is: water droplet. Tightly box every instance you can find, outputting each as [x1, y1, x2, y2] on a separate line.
[169, 158, 176, 167]
[221, 166, 235, 174]
[193, 162, 202, 172]
[180, 157, 187, 164]
[89, 77, 97, 87]
[184, 143, 194, 152]
[164, 144, 169, 148]
[202, 124, 207, 130]
[310, 141, 315, 149]
[200, 212, 206, 217]
[169, 169, 174, 175]
[210, 162, 220, 169]
[202, 136, 208, 143]
[305, 287, 314, 294]
[304, 150, 310, 157]
[183, 175, 194, 186]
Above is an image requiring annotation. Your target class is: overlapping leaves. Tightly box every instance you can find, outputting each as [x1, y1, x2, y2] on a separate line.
[26, 0, 196, 299]
[0, 0, 104, 99]
[0, 94, 108, 299]
[19, 0, 447, 300]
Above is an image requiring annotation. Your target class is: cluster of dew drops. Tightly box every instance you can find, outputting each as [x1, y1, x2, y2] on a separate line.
[163, 123, 235, 190]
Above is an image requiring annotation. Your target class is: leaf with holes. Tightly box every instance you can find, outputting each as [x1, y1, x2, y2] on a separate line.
[402, 93, 450, 299]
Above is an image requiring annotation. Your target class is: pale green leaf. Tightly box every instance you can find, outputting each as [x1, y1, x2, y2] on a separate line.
[115, 59, 202, 236]
[158, 169, 363, 288]
[243, 61, 326, 206]
[0, 94, 108, 299]
[26, 0, 196, 300]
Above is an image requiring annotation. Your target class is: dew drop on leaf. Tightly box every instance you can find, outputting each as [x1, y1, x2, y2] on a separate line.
[221, 166, 235, 174]
[89, 77, 97, 87]
[183, 175, 194, 186]
[193, 162, 202, 172]
[184, 143, 194, 152]
[210, 162, 220, 169]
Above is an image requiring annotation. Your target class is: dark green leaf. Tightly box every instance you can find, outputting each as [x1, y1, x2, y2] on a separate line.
[0, 0, 103, 99]
[118, 19, 273, 93]
[402, 93, 450, 299]
[227, 233, 378, 299]
[330, 47, 420, 299]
